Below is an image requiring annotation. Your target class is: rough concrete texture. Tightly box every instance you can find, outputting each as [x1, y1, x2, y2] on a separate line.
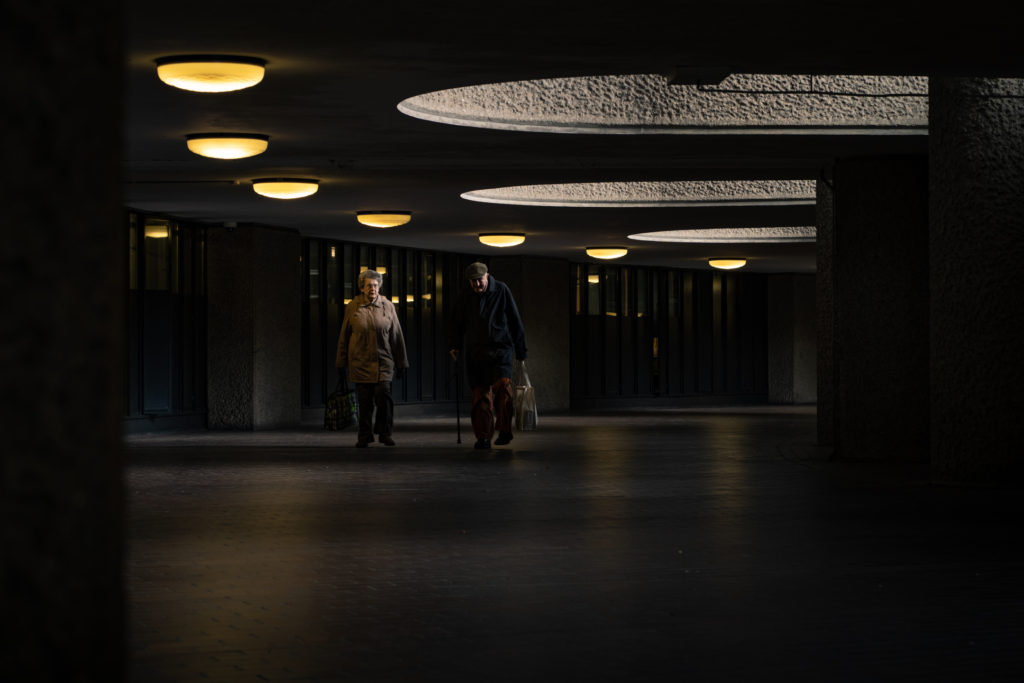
[463, 179, 815, 207]
[399, 73, 927, 133]
[2, 2, 125, 679]
[252, 228, 302, 429]
[489, 256, 571, 414]
[207, 226, 256, 429]
[207, 225, 302, 430]
[816, 173, 836, 448]
[832, 156, 930, 462]
[767, 274, 817, 405]
[929, 78, 1024, 484]
[792, 274, 817, 404]
[630, 226, 816, 243]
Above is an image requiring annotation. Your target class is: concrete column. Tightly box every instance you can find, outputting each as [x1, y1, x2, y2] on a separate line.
[489, 256, 571, 414]
[768, 274, 817, 404]
[929, 78, 1024, 484]
[207, 224, 302, 429]
[1, 2, 124, 679]
[816, 173, 837, 446]
[817, 156, 930, 461]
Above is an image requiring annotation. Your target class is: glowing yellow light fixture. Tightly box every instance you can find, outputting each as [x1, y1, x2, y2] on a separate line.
[391, 296, 399, 303]
[587, 274, 600, 284]
[406, 294, 414, 303]
[479, 233, 525, 247]
[356, 211, 412, 228]
[586, 246, 628, 260]
[144, 222, 170, 239]
[375, 267, 387, 275]
[708, 259, 747, 270]
[186, 133, 269, 159]
[252, 178, 319, 199]
[156, 55, 266, 92]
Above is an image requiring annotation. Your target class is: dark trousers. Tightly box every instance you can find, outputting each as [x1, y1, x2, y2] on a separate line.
[471, 377, 513, 440]
[356, 382, 393, 441]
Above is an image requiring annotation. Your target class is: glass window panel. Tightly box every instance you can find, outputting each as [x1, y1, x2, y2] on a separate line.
[587, 265, 601, 316]
[637, 269, 647, 318]
[604, 268, 618, 317]
[170, 223, 180, 295]
[343, 244, 354, 304]
[196, 230, 205, 296]
[181, 228, 192, 296]
[128, 213, 138, 291]
[143, 218, 171, 291]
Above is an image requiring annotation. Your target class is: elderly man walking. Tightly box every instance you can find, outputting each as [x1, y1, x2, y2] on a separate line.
[447, 262, 528, 450]
[337, 269, 409, 447]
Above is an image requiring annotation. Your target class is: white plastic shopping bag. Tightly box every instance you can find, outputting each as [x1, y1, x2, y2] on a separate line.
[514, 360, 538, 431]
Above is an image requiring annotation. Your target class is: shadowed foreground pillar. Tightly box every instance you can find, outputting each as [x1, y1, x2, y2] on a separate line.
[1, 2, 124, 680]
[929, 77, 1024, 484]
[817, 156, 929, 460]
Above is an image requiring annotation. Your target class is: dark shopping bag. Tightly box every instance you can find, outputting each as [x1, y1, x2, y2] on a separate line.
[514, 360, 538, 431]
[324, 383, 358, 430]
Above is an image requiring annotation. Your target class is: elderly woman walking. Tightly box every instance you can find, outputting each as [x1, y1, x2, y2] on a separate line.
[336, 270, 409, 447]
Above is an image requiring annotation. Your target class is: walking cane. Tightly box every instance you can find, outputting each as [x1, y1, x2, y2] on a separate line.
[454, 357, 462, 444]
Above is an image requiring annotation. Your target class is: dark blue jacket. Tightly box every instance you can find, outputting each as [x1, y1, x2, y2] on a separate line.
[448, 276, 527, 386]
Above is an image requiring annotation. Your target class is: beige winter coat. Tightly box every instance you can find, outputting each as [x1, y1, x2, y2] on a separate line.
[336, 294, 409, 383]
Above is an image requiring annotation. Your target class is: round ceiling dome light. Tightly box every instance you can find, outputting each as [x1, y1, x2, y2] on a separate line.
[586, 247, 628, 259]
[251, 178, 319, 199]
[709, 259, 747, 270]
[156, 55, 267, 93]
[356, 211, 412, 228]
[479, 233, 525, 247]
[186, 133, 269, 159]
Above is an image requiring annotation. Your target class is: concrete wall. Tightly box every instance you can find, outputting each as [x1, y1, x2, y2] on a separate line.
[489, 256, 572, 414]
[2, 2, 125, 679]
[768, 273, 817, 404]
[820, 156, 930, 461]
[207, 225, 301, 429]
[930, 78, 1024, 484]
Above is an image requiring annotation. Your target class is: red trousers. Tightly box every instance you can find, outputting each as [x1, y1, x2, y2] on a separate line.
[471, 377, 513, 440]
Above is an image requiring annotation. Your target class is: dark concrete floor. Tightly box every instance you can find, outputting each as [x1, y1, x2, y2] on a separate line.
[124, 407, 1024, 682]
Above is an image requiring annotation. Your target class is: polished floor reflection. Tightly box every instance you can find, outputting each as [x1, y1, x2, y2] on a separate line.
[125, 407, 1024, 682]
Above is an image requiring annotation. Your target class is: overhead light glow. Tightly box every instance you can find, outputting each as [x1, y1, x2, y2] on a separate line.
[252, 178, 319, 199]
[709, 259, 747, 270]
[144, 222, 170, 239]
[586, 247, 628, 259]
[478, 233, 525, 247]
[186, 133, 269, 159]
[356, 211, 412, 228]
[588, 274, 600, 284]
[156, 55, 266, 93]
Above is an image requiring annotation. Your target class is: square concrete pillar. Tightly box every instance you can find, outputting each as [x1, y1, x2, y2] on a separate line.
[929, 78, 1024, 484]
[489, 256, 571, 414]
[817, 156, 930, 461]
[207, 225, 302, 429]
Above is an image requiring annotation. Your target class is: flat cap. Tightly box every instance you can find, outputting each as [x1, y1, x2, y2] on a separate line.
[465, 262, 488, 279]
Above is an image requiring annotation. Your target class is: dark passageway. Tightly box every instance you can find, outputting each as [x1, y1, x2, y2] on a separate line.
[125, 408, 1024, 682]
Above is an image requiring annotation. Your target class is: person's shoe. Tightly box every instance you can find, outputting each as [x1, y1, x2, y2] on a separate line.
[494, 431, 513, 445]
[474, 438, 491, 450]
[379, 435, 396, 446]
[355, 437, 371, 448]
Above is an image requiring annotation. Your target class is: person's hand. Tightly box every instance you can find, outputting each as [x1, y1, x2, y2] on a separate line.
[449, 349, 459, 361]
[395, 367, 407, 381]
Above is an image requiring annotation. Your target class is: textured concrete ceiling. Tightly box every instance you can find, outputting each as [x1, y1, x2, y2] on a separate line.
[123, 1, 1022, 273]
